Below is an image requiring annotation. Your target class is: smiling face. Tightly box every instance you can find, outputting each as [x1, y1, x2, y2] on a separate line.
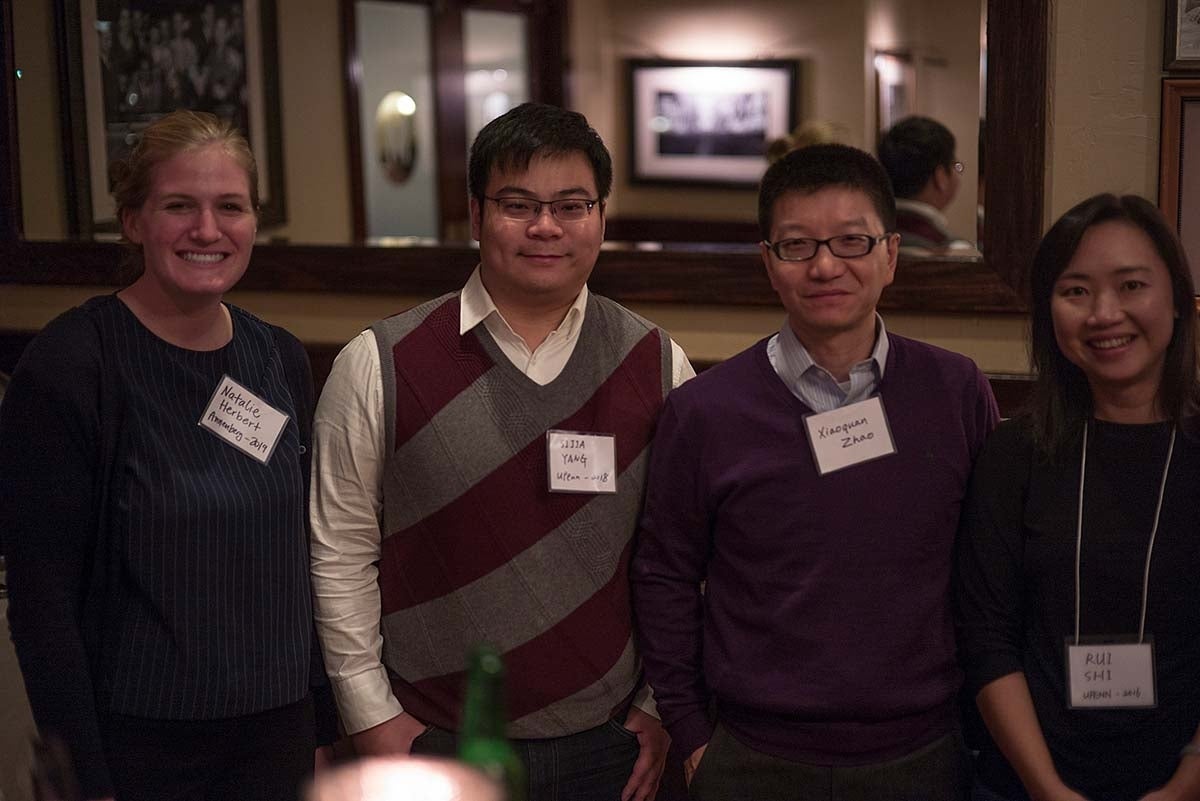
[122, 144, 256, 305]
[470, 150, 604, 315]
[1051, 220, 1177, 417]
[762, 186, 898, 350]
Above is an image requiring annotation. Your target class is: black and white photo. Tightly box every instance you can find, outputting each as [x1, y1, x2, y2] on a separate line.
[628, 60, 797, 187]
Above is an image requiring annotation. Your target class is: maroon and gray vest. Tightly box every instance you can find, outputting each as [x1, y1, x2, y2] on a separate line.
[370, 292, 671, 737]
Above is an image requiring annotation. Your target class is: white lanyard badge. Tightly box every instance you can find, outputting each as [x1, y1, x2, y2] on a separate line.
[1064, 423, 1174, 709]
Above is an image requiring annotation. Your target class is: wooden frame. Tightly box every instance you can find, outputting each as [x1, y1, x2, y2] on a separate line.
[627, 59, 798, 188]
[1165, 0, 1200, 71]
[2, 0, 1043, 315]
[1158, 78, 1200, 289]
[1, 0, 20, 242]
[55, 0, 287, 236]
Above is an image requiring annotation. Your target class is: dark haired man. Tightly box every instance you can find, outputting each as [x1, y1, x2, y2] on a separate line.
[878, 116, 972, 252]
[632, 144, 998, 800]
[311, 103, 690, 801]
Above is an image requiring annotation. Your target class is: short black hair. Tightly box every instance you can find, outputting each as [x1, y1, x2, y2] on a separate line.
[877, 116, 956, 198]
[757, 143, 896, 240]
[1026, 193, 1200, 457]
[468, 102, 613, 202]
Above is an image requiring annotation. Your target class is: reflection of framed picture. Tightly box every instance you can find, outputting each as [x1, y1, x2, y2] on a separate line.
[626, 59, 797, 187]
[1158, 79, 1200, 290]
[55, 0, 285, 236]
[874, 50, 915, 138]
[1165, 0, 1200, 71]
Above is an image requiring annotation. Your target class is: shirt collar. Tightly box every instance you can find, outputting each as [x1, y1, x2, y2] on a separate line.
[778, 313, 890, 380]
[895, 198, 953, 235]
[459, 265, 590, 339]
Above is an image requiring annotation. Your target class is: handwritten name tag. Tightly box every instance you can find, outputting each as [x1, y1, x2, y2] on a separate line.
[803, 396, 897, 475]
[198, 375, 290, 464]
[546, 430, 617, 494]
[1065, 639, 1156, 709]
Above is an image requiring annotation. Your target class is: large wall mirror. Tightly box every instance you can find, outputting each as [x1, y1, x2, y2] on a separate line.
[0, 0, 1044, 313]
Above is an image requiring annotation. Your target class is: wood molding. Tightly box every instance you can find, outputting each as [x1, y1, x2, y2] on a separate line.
[0, 239, 1023, 313]
[0, 0, 19, 242]
[983, 0, 1047, 296]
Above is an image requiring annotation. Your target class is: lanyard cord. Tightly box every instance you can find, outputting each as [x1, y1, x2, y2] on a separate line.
[1073, 422, 1176, 645]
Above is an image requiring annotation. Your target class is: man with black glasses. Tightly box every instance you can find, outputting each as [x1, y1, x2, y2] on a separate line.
[632, 144, 998, 800]
[310, 102, 692, 801]
[878, 116, 973, 252]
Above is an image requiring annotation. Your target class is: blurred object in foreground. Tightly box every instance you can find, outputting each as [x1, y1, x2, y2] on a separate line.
[305, 757, 503, 801]
[458, 645, 526, 801]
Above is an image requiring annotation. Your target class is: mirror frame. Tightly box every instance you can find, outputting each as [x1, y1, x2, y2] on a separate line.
[0, 0, 1043, 314]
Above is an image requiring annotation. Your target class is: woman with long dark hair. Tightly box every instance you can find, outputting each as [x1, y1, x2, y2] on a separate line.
[956, 193, 1200, 801]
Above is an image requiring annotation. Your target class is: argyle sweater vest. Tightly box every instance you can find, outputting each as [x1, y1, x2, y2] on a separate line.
[370, 292, 671, 737]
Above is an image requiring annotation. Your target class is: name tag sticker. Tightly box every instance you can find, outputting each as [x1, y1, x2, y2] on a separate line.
[1065, 638, 1157, 709]
[547, 430, 617, 494]
[198, 375, 289, 464]
[803, 396, 897, 476]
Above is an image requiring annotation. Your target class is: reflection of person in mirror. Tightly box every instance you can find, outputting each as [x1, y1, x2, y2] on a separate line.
[765, 119, 846, 163]
[0, 111, 337, 801]
[878, 116, 974, 254]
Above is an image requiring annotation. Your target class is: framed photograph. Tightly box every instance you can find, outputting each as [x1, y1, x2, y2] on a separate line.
[1166, 1, 1200, 71]
[626, 59, 798, 188]
[1158, 79, 1200, 290]
[55, 0, 286, 236]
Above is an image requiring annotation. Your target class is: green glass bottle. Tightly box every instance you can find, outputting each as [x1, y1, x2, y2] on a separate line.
[458, 644, 527, 801]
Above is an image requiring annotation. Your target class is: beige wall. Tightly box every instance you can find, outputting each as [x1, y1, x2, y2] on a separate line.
[571, 0, 869, 224]
[1045, 0, 1165, 220]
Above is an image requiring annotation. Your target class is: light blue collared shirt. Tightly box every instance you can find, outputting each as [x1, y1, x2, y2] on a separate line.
[766, 315, 890, 413]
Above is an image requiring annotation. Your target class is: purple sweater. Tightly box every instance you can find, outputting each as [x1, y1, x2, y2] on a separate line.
[632, 333, 998, 764]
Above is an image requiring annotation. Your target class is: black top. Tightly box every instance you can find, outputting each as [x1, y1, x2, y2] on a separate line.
[0, 295, 328, 797]
[956, 417, 1200, 801]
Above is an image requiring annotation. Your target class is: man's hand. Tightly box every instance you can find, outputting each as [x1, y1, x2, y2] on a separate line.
[350, 711, 428, 757]
[683, 744, 708, 787]
[619, 706, 670, 801]
[314, 744, 336, 771]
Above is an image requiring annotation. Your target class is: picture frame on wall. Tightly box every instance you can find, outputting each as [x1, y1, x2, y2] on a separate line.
[1158, 78, 1200, 290]
[626, 59, 798, 188]
[1165, 0, 1200, 71]
[55, 0, 286, 237]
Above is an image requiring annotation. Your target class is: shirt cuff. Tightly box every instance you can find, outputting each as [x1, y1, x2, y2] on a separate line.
[330, 663, 405, 735]
[669, 708, 716, 761]
[632, 682, 659, 719]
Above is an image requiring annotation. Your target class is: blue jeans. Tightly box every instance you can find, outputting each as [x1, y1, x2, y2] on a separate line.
[412, 718, 640, 801]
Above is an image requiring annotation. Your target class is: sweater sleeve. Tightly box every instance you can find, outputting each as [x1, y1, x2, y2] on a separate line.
[954, 420, 1033, 697]
[272, 326, 341, 746]
[0, 314, 113, 798]
[630, 390, 714, 758]
[965, 363, 1001, 457]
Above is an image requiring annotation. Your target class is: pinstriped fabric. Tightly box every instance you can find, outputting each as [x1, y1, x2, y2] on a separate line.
[373, 294, 669, 736]
[96, 298, 310, 720]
